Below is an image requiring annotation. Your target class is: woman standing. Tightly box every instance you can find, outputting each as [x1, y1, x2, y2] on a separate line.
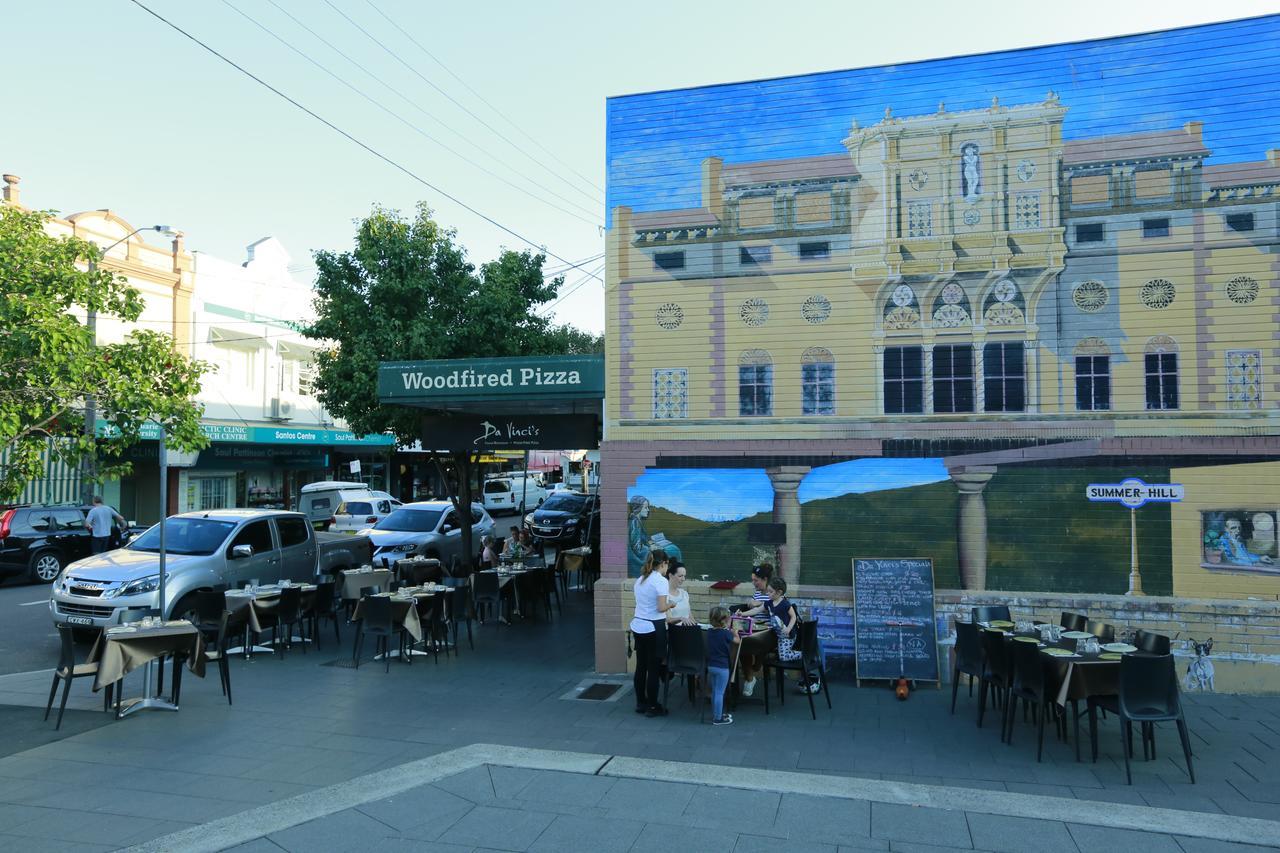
[631, 549, 672, 716]
[665, 561, 695, 626]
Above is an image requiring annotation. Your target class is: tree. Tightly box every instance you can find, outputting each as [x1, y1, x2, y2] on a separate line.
[0, 206, 209, 503]
[302, 203, 603, 567]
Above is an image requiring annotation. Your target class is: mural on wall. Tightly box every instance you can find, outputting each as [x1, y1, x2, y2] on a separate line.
[1201, 511, 1277, 571]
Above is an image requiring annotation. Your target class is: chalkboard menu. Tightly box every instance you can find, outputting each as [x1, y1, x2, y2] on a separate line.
[852, 557, 940, 683]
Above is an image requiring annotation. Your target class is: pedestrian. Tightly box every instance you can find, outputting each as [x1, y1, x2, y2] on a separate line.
[630, 548, 673, 717]
[86, 496, 126, 555]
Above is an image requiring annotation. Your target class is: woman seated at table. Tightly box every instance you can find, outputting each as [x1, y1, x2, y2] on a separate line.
[501, 526, 521, 557]
[480, 536, 499, 569]
[664, 561, 696, 627]
[519, 529, 542, 557]
[735, 564, 773, 696]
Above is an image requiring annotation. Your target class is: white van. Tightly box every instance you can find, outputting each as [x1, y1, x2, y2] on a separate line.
[481, 475, 547, 516]
[298, 481, 374, 529]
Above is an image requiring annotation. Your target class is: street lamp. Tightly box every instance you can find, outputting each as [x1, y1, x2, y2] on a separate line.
[80, 225, 177, 506]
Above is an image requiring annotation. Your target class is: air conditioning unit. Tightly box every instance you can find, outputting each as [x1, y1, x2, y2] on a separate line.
[268, 397, 295, 420]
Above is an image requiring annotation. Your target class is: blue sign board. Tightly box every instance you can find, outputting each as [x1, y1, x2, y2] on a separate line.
[1085, 478, 1184, 509]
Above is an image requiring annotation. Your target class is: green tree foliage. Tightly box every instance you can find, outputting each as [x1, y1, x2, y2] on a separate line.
[0, 206, 209, 503]
[301, 203, 603, 562]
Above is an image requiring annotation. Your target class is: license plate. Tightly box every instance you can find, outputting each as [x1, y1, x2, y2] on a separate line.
[65, 616, 94, 626]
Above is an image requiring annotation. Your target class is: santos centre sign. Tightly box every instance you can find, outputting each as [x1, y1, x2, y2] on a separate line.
[378, 355, 604, 403]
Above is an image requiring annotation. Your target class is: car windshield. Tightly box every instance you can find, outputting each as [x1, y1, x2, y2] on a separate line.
[375, 508, 443, 533]
[130, 518, 237, 556]
[483, 482, 510, 494]
[541, 495, 586, 512]
[340, 502, 373, 516]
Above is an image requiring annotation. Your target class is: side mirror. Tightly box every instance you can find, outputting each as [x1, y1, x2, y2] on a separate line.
[441, 524, 454, 533]
[231, 544, 254, 559]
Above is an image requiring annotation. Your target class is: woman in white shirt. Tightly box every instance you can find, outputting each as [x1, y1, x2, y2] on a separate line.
[665, 561, 694, 626]
[631, 549, 673, 716]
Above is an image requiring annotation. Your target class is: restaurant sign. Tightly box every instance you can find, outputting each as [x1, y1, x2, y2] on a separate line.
[378, 355, 604, 403]
[1086, 478, 1184, 509]
[422, 414, 598, 451]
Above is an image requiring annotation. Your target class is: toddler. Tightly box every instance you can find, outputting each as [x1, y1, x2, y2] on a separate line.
[706, 606, 739, 725]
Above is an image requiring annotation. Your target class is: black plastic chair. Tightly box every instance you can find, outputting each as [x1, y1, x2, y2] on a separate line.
[1134, 629, 1171, 655]
[977, 628, 1013, 733]
[1006, 640, 1057, 761]
[309, 581, 342, 650]
[194, 590, 227, 644]
[472, 572, 504, 626]
[1060, 612, 1088, 632]
[664, 625, 707, 721]
[1085, 619, 1116, 644]
[951, 620, 984, 714]
[441, 579, 473, 651]
[45, 626, 111, 730]
[971, 605, 1011, 624]
[353, 595, 402, 673]
[175, 610, 232, 707]
[1089, 654, 1194, 785]
[275, 587, 306, 658]
[763, 619, 830, 721]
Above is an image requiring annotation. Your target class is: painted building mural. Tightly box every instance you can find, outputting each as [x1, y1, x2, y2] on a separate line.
[597, 16, 1280, 688]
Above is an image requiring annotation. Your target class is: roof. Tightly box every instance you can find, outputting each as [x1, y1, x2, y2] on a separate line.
[177, 509, 295, 520]
[631, 207, 720, 229]
[1203, 160, 1280, 189]
[1063, 128, 1210, 165]
[723, 154, 857, 186]
[403, 501, 483, 511]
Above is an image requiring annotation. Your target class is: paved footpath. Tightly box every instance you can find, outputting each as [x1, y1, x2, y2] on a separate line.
[0, 596, 1277, 852]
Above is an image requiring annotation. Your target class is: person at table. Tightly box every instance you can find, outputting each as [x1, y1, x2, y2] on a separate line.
[519, 528, 543, 557]
[501, 527, 521, 558]
[664, 560, 695, 627]
[86, 496, 127, 555]
[630, 548, 673, 717]
[706, 606, 739, 726]
[766, 577, 819, 694]
[480, 536, 499, 569]
[734, 563, 772, 696]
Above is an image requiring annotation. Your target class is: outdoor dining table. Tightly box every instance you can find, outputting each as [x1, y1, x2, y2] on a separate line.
[225, 583, 317, 635]
[351, 585, 452, 642]
[340, 567, 394, 600]
[395, 557, 443, 585]
[89, 619, 205, 717]
[556, 547, 592, 591]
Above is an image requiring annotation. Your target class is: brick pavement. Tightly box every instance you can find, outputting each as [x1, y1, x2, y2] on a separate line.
[0, 595, 1276, 851]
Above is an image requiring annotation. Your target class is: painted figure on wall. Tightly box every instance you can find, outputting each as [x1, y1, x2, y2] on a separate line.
[1202, 511, 1277, 568]
[627, 496, 682, 576]
[959, 142, 982, 202]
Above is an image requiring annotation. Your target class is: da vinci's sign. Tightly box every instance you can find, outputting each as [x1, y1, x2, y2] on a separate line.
[1085, 478, 1184, 509]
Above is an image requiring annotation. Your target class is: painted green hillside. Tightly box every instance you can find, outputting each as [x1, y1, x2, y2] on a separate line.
[642, 505, 769, 580]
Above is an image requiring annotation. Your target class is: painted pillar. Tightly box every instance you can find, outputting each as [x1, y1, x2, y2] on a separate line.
[766, 466, 810, 583]
[949, 465, 996, 591]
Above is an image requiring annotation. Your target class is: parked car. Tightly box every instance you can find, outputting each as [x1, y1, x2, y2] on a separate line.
[0, 504, 141, 584]
[525, 491, 600, 548]
[298, 481, 375, 529]
[365, 501, 494, 569]
[50, 509, 371, 631]
[481, 475, 547, 516]
[331, 495, 399, 534]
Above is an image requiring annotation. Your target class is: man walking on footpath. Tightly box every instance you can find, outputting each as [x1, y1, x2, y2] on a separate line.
[86, 496, 126, 554]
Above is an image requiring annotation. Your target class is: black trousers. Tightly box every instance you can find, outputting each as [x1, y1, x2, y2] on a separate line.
[633, 622, 665, 709]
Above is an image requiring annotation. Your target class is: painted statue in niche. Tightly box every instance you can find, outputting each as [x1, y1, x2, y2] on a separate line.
[627, 496, 682, 576]
[959, 142, 983, 202]
[1202, 510, 1277, 570]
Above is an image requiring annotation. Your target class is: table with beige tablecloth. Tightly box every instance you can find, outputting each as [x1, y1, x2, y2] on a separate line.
[90, 621, 206, 692]
[225, 584, 317, 634]
[340, 568, 393, 600]
[352, 591, 449, 642]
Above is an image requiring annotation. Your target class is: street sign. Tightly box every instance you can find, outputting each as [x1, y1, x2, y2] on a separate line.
[1085, 478, 1184, 509]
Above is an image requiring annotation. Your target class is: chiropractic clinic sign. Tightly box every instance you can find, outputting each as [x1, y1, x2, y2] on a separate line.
[1085, 478, 1184, 509]
[378, 355, 604, 403]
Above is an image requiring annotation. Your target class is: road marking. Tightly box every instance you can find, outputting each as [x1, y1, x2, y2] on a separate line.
[18, 599, 49, 606]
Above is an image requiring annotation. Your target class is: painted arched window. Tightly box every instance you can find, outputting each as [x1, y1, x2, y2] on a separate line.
[1144, 336, 1179, 411]
[738, 349, 773, 417]
[1073, 338, 1111, 411]
[801, 348, 835, 415]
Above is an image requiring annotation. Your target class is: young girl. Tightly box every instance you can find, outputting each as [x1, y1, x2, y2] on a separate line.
[766, 577, 818, 693]
[706, 606, 739, 726]
[630, 549, 673, 716]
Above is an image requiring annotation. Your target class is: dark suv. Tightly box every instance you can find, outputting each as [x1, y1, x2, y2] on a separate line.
[0, 505, 133, 584]
[525, 492, 600, 548]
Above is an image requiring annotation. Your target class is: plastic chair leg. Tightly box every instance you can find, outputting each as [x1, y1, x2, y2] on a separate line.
[1122, 720, 1133, 784]
[55, 676, 73, 731]
[951, 668, 961, 714]
[44, 674, 59, 721]
[1176, 718, 1195, 783]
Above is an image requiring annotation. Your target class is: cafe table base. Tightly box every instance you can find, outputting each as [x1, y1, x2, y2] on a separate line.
[116, 660, 179, 717]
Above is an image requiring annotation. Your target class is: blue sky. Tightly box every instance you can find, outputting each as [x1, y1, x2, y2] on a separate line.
[630, 459, 951, 521]
[607, 15, 1280, 222]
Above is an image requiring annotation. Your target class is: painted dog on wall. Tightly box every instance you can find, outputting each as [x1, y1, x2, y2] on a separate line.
[1185, 637, 1215, 692]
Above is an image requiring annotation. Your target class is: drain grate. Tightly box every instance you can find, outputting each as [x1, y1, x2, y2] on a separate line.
[320, 658, 360, 668]
[576, 683, 622, 701]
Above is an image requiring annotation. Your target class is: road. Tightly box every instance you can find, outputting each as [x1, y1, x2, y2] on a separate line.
[0, 577, 66, 675]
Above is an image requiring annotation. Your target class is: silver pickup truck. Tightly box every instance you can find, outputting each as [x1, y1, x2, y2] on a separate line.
[49, 509, 371, 630]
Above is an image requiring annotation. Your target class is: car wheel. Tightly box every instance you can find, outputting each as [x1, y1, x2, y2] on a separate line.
[29, 550, 63, 583]
[171, 593, 200, 625]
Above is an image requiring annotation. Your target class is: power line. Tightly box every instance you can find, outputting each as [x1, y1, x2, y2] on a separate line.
[364, 0, 606, 197]
[126, 0, 603, 285]
[538, 261, 606, 317]
[220, 0, 602, 227]
[322, 0, 602, 209]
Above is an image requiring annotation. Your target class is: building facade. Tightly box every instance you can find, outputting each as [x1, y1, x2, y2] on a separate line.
[598, 16, 1280, 691]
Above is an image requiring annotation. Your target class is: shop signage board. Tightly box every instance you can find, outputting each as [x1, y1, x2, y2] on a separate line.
[852, 557, 940, 684]
[422, 414, 598, 452]
[98, 422, 395, 446]
[378, 355, 605, 404]
[1085, 478, 1184, 508]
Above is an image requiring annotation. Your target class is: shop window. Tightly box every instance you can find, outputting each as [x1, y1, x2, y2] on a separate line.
[883, 346, 924, 414]
[983, 342, 1025, 412]
[197, 477, 230, 511]
[933, 345, 974, 413]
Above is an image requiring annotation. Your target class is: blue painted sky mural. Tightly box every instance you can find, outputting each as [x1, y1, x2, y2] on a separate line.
[630, 459, 950, 521]
[606, 15, 1280, 224]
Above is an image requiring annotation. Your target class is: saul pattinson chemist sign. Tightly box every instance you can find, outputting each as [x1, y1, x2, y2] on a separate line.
[377, 355, 605, 403]
[1086, 478, 1184, 509]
